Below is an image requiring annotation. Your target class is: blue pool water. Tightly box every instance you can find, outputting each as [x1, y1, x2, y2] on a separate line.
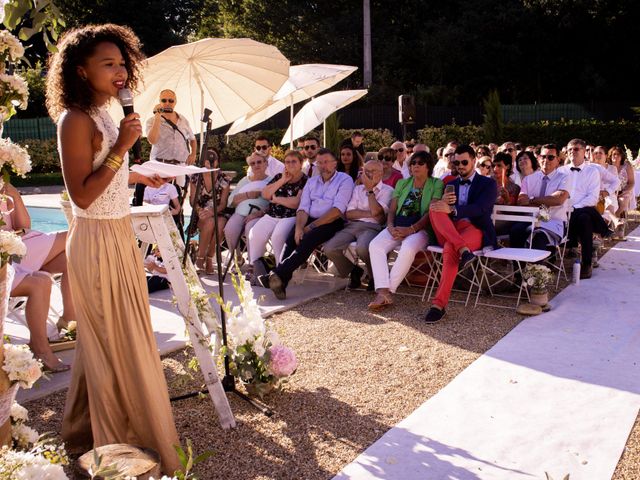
[27, 207, 192, 234]
[27, 207, 68, 233]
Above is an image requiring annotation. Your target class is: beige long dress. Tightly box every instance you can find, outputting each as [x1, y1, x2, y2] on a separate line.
[61, 107, 181, 474]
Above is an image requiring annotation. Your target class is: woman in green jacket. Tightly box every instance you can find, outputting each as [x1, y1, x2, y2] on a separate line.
[368, 151, 444, 309]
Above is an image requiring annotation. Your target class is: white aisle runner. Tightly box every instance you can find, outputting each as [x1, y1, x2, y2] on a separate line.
[336, 227, 640, 480]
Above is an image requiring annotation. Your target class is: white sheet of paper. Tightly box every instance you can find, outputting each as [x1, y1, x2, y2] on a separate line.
[130, 161, 217, 178]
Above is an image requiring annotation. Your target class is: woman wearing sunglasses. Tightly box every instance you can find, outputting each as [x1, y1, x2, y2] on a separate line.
[475, 156, 493, 177]
[377, 147, 403, 188]
[368, 151, 443, 309]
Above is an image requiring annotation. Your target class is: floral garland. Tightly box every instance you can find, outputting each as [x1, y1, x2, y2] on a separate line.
[0, 30, 24, 65]
[1, 344, 42, 389]
[0, 137, 31, 181]
[217, 270, 297, 397]
[0, 230, 25, 267]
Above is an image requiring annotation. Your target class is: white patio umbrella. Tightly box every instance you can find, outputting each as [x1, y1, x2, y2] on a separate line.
[225, 64, 357, 136]
[108, 38, 290, 134]
[280, 89, 368, 145]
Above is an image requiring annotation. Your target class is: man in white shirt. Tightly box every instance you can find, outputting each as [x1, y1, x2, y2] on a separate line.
[433, 142, 457, 179]
[391, 141, 410, 178]
[250, 136, 285, 178]
[323, 160, 393, 290]
[510, 144, 570, 249]
[558, 138, 612, 279]
[301, 136, 321, 177]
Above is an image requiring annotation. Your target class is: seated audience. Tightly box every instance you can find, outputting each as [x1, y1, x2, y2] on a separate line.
[250, 136, 285, 178]
[259, 148, 354, 299]
[492, 152, 520, 205]
[424, 145, 497, 323]
[302, 136, 321, 177]
[476, 144, 492, 159]
[434, 142, 457, 178]
[145, 245, 170, 293]
[515, 150, 538, 184]
[559, 138, 612, 279]
[341, 131, 366, 164]
[225, 153, 271, 257]
[510, 144, 570, 250]
[324, 160, 393, 291]
[589, 145, 621, 228]
[338, 144, 362, 182]
[475, 156, 493, 177]
[378, 147, 403, 188]
[391, 141, 410, 178]
[247, 150, 307, 270]
[189, 150, 231, 274]
[368, 151, 443, 309]
[607, 146, 636, 222]
[1, 182, 75, 372]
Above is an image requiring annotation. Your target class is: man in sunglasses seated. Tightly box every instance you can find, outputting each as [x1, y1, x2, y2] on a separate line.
[259, 148, 354, 300]
[424, 144, 497, 323]
[510, 144, 570, 251]
[302, 136, 321, 177]
[433, 140, 458, 179]
[250, 136, 285, 179]
[390, 141, 411, 179]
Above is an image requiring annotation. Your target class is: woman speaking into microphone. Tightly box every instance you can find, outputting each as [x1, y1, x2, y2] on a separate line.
[46, 24, 180, 473]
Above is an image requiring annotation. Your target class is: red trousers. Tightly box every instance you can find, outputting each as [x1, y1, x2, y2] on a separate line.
[429, 210, 483, 308]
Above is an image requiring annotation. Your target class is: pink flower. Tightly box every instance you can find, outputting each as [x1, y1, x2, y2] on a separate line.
[268, 345, 297, 378]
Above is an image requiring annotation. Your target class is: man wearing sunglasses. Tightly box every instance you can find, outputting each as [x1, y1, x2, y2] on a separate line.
[433, 141, 458, 179]
[510, 144, 570, 251]
[302, 136, 321, 177]
[251, 136, 285, 179]
[390, 141, 410, 179]
[146, 89, 197, 174]
[424, 144, 497, 323]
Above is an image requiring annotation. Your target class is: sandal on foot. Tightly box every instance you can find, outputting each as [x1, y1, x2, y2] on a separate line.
[195, 256, 206, 271]
[32, 351, 71, 374]
[368, 293, 393, 310]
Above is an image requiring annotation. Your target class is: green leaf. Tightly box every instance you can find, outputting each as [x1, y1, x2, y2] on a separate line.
[194, 450, 214, 464]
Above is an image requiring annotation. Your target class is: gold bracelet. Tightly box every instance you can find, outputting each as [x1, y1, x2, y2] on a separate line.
[103, 153, 123, 173]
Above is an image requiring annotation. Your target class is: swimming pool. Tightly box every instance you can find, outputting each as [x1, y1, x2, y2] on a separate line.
[27, 206, 68, 233]
[27, 207, 192, 234]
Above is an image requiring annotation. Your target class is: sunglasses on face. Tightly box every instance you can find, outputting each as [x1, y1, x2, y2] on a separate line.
[444, 152, 455, 157]
[452, 159, 470, 166]
[304, 145, 317, 150]
[394, 148, 404, 153]
[539, 154, 556, 161]
[248, 160, 264, 166]
[410, 159, 427, 166]
[480, 163, 491, 168]
[255, 145, 269, 151]
[504, 148, 514, 153]
[378, 155, 394, 161]
[160, 98, 175, 103]
[406, 144, 415, 149]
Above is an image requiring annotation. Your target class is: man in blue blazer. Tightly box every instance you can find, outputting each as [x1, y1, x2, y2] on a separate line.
[425, 144, 498, 323]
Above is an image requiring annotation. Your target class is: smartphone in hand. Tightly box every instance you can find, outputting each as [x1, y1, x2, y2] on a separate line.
[444, 184, 456, 204]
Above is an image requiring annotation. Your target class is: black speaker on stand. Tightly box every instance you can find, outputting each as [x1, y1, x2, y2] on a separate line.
[398, 94, 416, 141]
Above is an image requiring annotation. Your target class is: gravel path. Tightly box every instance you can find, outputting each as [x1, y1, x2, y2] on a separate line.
[24, 228, 640, 479]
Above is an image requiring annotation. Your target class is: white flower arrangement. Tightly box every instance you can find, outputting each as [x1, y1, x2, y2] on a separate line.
[11, 423, 39, 450]
[217, 271, 297, 396]
[0, 137, 32, 180]
[0, 72, 28, 119]
[10, 402, 28, 423]
[2, 344, 43, 389]
[537, 205, 550, 223]
[0, 30, 25, 64]
[624, 144, 640, 170]
[0, 448, 68, 479]
[0, 229, 26, 266]
[522, 264, 554, 292]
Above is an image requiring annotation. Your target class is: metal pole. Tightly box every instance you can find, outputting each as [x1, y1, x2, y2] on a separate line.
[289, 96, 294, 150]
[363, 0, 372, 87]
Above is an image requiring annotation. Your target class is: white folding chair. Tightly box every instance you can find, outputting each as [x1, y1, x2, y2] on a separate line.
[421, 245, 484, 306]
[475, 247, 551, 309]
[492, 204, 540, 247]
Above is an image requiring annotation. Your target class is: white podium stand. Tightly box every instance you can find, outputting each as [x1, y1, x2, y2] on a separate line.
[130, 205, 235, 429]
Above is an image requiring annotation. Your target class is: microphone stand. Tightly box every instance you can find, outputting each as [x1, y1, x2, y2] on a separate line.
[177, 109, 272, 416]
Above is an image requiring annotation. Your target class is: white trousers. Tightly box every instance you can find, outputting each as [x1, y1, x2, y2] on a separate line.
[369, 228, 429, 292]
[247, 214, 296, 264]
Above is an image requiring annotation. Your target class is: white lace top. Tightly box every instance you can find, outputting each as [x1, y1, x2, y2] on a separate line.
[71, 107, 131, 219]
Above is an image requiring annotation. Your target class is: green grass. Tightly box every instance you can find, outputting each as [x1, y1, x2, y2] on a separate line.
[13, 172, 64, 187]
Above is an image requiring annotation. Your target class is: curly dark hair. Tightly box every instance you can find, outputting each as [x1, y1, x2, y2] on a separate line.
[46, 24, 145, 121]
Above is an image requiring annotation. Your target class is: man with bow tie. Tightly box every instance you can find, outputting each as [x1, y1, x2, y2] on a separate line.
[424, 144, 497, 323]
[559, 138, 612, 279]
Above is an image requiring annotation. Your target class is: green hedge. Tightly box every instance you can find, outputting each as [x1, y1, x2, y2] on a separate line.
[418, 119, 640, 152]
[15, 120, 640, 184]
